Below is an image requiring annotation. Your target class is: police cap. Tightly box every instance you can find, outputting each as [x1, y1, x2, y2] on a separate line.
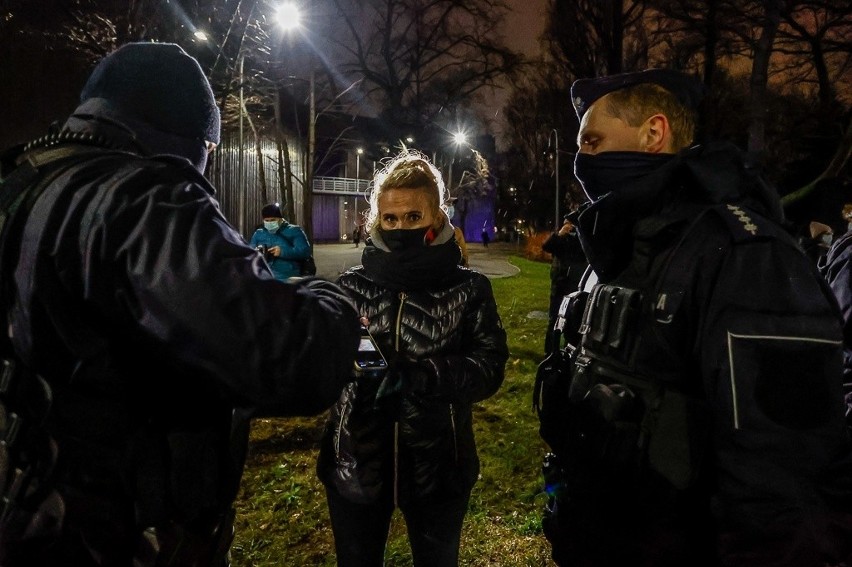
[571, 69, 704, 121]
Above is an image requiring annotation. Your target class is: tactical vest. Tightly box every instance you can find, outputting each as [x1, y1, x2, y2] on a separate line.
[538, 204, 781, 495]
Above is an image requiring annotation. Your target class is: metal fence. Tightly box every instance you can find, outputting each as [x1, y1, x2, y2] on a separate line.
[313, 176, 371, 195]
[207, 131, 307, 238]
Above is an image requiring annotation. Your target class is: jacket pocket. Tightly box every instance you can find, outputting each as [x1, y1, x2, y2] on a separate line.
[725, 331, 842, 431]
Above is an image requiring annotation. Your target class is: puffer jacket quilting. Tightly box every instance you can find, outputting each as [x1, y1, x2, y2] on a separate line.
[318, 264, 508, 505]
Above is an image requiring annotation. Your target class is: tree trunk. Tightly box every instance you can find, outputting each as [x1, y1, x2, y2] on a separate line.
[703, 0, 718, 90]
[606, 0, 625, 73]
[275, 87, 297, 222]
[276, 135, 296, 222]
[241, 98, 268, 211]
[747, 0, 781, 158]
[255, 134, 268, 205]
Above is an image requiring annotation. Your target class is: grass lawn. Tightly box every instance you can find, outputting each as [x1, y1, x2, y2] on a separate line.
[231, 256, 556, 566]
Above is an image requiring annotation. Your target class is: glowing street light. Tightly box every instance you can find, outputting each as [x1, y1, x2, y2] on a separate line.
[447, 131, 468, 193]
[276, 3, 302, 31]
[193, 30, 208, 42]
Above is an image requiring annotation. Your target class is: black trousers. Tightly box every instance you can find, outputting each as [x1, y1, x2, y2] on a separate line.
[326, 487, 470, 567]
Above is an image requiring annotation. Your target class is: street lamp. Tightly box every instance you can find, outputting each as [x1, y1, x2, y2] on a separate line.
[548, 129, 559, 230]
[276, 3, 302, 30]
[447, 131, 467, 194]
[356, 147, 363, 179]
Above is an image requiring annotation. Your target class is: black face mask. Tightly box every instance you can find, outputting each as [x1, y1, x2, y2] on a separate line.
[574, 151, 674, 202]
[380, 227, 432, 252]
[572, 151, 677, 281]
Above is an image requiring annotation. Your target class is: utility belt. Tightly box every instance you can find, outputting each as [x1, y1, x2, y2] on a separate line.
[538, 283, 711, 511]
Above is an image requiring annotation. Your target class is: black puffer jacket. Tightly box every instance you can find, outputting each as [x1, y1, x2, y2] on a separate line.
[317, 232, 508, 505]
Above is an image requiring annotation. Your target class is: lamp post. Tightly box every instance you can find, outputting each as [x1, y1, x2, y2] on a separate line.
[275, 2, 314, 236]
[356, 147, 363, 179]
[447, 131, 467, 194]
[549, 129, 559, 230]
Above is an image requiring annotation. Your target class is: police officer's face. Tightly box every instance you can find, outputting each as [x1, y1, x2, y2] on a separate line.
[378, 187, 439, 231]
[577, 95, 645, 155]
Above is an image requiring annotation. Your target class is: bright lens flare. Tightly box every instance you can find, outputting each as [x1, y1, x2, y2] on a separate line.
[276, 3, 302, 31]
[194, 30, 208, 41]
[453, 132, 467, 145]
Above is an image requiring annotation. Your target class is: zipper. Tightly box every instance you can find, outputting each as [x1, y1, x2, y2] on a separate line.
[449, 403, 458, 464]
[394, 292, 407, 351]
[334, 401, 349, 458]
[393, 291, 407, 508]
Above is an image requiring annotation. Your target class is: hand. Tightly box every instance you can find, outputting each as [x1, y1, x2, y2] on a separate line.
[558, 222, 573, 237]
[374, 356, 428, 408]
[269, 245, 281, 257]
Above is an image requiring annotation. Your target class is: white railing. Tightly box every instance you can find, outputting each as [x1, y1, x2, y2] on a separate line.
[313, 176, 370, 195]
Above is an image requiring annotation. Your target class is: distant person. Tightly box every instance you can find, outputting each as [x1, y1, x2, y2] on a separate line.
[800, 220, 833, 266]
[353, 224, 363, 248]
[843, 203, 852, 233]
[536, 68, 852, 566]
[317, 151, 508, 567]
[541, 216, 587, 354]
[818, 230, 852, 428]
[0, 42, 359, 566]
[481, 226, 490, 247]
[249, 203, 311, 280]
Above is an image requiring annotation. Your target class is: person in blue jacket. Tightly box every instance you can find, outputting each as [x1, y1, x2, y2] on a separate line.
[249, 203, 311, 280]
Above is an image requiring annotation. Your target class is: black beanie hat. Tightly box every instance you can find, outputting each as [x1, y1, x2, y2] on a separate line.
[262, 203, 283, 218]
[80, 42, 221, 144]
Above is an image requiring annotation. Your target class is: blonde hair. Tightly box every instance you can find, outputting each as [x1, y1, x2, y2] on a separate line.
[366, 150, 448, 231]
[605, 83, 697, 151]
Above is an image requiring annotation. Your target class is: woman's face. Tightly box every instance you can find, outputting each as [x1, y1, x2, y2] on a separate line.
[377, 187, 439, 231]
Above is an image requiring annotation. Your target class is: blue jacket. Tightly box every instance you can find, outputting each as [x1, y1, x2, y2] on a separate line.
[249, 223, 311, 280]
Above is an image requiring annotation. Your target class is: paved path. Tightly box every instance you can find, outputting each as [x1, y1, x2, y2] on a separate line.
[313, 241, 522, 281]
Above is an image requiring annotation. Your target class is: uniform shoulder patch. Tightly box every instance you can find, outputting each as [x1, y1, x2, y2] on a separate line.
[710, 204, 777, 243]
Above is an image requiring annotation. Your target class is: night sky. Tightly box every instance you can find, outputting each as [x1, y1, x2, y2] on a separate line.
[0, 1, 548, 150]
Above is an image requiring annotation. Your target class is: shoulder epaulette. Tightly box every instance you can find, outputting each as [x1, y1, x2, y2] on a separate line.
[709, 203, 779, 243]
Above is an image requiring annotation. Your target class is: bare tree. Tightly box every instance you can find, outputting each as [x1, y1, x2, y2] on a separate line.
[775, 0, 852, 119]
[327, 0, 521, 133]
[500, 59, 580, 229]
[544, 0, 648, 79]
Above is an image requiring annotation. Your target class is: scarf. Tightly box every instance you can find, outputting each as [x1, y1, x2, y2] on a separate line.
[361, 219, 463, 291]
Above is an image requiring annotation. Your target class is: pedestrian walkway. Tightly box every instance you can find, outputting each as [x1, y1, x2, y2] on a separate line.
[313, 241, 521, 280]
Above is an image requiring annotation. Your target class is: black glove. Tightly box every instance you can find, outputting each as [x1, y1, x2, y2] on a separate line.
[374, 356, 429, 411]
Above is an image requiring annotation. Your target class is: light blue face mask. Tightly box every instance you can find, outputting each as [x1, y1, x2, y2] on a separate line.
[264, 220, 280, 232]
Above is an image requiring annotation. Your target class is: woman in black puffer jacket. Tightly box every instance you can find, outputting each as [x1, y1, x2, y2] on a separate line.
[317, 151, 508, 566]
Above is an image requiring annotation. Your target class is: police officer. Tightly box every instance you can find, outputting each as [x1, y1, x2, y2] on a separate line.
[0, 43, 360, 566]
[541, 215, 587, 354]
[539, 69, 852, 566]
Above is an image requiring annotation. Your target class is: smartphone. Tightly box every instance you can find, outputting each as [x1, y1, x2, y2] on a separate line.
[354, 326, 388, 378]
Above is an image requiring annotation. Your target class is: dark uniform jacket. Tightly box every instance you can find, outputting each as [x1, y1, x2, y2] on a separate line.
[1, 137, 359, 565]
[547, 143, 852, 566]
[541, 230, 587, 296]
[818, 230, 852, 421]
[317, 236, 507, 506]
